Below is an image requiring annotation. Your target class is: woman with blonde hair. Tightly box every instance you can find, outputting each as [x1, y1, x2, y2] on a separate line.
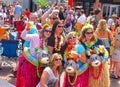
[95, 19, 113, 76]
[95, 19, 113, 53]
[63, 31, 88, 87]
[36, 53, 63, 87]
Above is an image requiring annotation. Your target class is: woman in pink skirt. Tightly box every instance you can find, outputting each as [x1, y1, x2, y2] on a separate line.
[16, 13, 52, 87]
[63, 32, 89, 87]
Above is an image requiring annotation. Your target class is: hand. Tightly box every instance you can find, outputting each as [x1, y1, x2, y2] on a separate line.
[52, 2, 57, 8]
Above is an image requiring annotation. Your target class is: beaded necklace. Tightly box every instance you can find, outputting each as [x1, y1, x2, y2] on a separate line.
[54, 35, 64, 51]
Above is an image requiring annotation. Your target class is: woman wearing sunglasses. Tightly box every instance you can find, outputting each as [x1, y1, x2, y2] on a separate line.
[16, 23, 52, 87]
[79, 24, 110, 87]
[63, 32, 88, 87]
[36, 53, 63, 87]
[47, 21, 66, 56]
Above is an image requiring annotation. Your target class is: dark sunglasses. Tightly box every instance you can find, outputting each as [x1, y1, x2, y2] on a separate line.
[54, 58, 61, 61]
[57, 25, 64, 28]
[85, 32, 93, 34]
[44, 29, 52, 33]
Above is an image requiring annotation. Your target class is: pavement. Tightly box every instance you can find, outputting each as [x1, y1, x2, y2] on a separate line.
[0, 79, 15, 87]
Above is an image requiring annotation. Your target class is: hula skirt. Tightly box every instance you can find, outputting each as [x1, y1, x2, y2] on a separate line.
[16, 54, 44, 87]
[62, 69, 89, 87]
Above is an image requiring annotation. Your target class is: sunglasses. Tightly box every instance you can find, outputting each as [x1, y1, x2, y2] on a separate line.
[57, 25, 64, 28]
[44, 29, 52, 33]
[69, 36, 76, 39]
[85, 32, 93, 34]
[54, 58, 61, 61]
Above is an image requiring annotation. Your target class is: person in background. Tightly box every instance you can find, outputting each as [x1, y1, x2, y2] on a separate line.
[76, 9, 86, 33]
[14, 2, 22, 21]
[107, 14, 118, 29]
[109, 23, 117, 74]
[36, 53, 63, 87]
[24, 8, 31, 19]
[37, 6, 43, 18]
[59, 6, 65, 20]
[111, 18, 120, 79]
[41, 2, 58, 25]
[90, 8, 102, 30]
[95, 19, 113, 54]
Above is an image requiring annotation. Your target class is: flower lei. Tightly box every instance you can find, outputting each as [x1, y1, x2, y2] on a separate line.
[68, 70, 78, 86]
[54, 35, 64, 51]
[90, 63, 103, 80]
[84, 39, 98, 49]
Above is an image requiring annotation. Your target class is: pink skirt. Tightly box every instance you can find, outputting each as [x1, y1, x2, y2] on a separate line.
[62, 69, 89, 87]
[16, 54, 43, 87]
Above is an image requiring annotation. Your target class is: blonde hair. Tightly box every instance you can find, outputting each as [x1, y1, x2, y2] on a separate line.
[96, 19, 108, 35]
[49, 53, 63, 74]
[66, 32, 76, 41]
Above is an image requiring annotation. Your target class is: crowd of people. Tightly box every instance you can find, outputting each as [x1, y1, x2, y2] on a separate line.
[0, 1, 120, 87]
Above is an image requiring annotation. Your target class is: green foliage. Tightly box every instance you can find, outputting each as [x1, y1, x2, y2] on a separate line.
[37, 0, 50, 7]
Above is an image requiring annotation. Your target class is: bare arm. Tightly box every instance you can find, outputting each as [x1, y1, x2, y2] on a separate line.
[41, 3, 57, 24]
[40, 71, 49, 87]
[47, 46, 54, 55]
[54, 80, 58, 87]
[78, 51, 87, 63]
[41, 8, 53, 24]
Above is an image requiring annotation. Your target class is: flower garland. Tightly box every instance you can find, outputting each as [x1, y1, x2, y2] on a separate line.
[54, 35, 64, 51]
[90, 63, 103, 80]
[68, 70, 78, 86]
[84, 39, 98, 49]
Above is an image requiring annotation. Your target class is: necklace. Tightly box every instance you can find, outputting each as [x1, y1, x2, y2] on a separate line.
[54, 35, 63, 51]
[90, 64, 102, 80]
[85, 39, 97, 49]
[68, 70, 78, 86]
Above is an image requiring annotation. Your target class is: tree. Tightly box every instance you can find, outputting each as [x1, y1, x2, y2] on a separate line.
[37, 0, 50, 7]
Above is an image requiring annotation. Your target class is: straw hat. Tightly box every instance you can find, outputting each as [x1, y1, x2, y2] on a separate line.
[112, 14, 117, 17]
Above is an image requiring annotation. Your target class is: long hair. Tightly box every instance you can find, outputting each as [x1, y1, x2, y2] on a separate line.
[49, 53, 63, 74]
[51, 21, 63, 36]
[96, 19, 108, 35]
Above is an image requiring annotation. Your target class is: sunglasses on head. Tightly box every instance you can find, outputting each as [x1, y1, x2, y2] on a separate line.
[85, 32, 93, 34]
[44, 29, 52, 33]
[54, 58, 61, 61]
[69, 36, 76, 39]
